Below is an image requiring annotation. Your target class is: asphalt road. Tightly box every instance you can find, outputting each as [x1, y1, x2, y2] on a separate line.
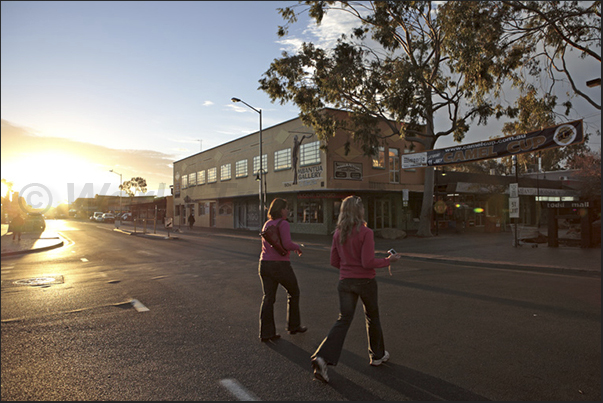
[1, 220, 600, 401]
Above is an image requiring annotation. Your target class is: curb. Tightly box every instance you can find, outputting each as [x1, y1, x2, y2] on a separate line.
[1, 239, 64, 257]
[397, 253, 601, 278]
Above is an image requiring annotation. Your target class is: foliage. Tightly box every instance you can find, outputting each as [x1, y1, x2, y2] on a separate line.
[262, 1, 527, 236]
[120, 177, 147, 197]
[443, 1, 601, 111]
[566, 150, 602, 202]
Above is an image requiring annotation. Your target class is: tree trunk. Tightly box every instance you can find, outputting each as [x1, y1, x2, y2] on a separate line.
[417, 166, 435, 237]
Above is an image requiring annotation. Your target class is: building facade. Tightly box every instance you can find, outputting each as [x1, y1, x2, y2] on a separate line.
[173, 109, 426, 235]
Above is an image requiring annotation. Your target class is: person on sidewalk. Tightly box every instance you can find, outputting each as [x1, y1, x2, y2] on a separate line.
[258, 198, 307, 342]
[187, 213, 195, 230]
[311, 195, 401, 383]
[10, 213, 25, 241]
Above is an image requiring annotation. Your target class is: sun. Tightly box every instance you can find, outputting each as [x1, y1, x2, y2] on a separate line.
[5, 150, 101, 208]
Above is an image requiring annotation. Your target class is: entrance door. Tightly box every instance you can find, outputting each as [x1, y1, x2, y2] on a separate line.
[369, 198, 392, 230]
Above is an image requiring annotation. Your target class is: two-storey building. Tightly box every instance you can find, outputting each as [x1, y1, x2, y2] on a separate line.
[173, 109, 425, 235]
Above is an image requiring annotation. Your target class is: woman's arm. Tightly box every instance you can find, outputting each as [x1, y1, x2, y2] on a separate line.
[360, 228, 390, 269]
[279, 220, 300, 251]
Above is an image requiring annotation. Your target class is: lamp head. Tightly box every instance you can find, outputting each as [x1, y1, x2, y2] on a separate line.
[231, 97, 241, 103]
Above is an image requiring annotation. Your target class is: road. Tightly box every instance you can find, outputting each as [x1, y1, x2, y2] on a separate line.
[1, 220, 600, 401]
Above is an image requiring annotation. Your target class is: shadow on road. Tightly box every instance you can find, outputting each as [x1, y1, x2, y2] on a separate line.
[265, 338, 490, 401]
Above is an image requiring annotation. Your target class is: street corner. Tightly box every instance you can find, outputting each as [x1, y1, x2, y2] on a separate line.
[1, 233, 64, 256]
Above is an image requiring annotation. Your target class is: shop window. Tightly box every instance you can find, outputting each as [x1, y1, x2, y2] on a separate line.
[219, 203, 233, 215]
[300, 141, 321, 166]
[372, 147, 385, 169]
[198, 202, 206, 216]
[332, 200, 342, 224]
[298, 199, 323, 223]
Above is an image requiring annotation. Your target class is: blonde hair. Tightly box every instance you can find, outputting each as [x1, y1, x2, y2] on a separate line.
[336, 196, 366, 244]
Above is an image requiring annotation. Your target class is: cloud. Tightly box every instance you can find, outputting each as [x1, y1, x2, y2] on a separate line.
[203, 100, 214, 106]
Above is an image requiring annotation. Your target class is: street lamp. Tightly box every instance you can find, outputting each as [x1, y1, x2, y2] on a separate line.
[109, 169, 122, 225]
[231, 97, 264, 228]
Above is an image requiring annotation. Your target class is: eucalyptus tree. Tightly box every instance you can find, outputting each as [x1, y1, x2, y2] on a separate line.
[497, 1, 600, 111]
[120, 177, 147, 197]
[260, 1, 525, 236]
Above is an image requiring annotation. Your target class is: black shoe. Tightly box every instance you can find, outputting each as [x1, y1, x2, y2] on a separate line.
[260, 334, 281, 343]
[288, 326, 308, 335]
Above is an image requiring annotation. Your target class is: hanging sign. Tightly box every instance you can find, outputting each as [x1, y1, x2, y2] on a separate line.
[401, 120, 584, 169]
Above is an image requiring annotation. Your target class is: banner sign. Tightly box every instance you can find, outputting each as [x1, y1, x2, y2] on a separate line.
[402, 120, 583, 169]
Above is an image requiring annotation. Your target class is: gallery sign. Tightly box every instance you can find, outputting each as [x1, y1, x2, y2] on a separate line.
[402, 120, 584, 169]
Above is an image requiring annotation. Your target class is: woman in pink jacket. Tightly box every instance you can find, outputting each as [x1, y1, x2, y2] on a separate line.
[311, 195, 401, 383]
[259, 198, 307, 342]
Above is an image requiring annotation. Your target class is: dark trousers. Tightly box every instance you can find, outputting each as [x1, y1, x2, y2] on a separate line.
[258, 260, 301, 339]
[311, 278, 384, 365]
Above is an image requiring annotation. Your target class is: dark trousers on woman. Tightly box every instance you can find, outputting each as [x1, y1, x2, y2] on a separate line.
[258, 260, 301, 339]
[311, 278, 385, 365]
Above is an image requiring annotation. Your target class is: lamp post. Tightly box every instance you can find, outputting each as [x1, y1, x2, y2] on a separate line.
[109, 169, 122, 226]
[231, 97, 264, 228]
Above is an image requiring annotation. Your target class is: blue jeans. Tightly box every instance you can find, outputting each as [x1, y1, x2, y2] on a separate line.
[258, 260, 301, 339]
[312, 278, 385, 365]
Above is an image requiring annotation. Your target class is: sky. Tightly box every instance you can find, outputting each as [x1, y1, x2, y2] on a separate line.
[1, 1, 600, 211]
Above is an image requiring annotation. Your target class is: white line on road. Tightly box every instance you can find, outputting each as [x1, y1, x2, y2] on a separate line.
[131, 299, 150, 312]
[220, 379, 259, 401]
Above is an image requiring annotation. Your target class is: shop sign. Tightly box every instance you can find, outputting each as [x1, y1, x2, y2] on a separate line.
[334, 162, 363, 180]
[299, 192, 350, 199]
[402, 120, 584, 169]
[543, 201, 590, 209]
[298, 165, 323, 181]
[509, 197, 520, 218]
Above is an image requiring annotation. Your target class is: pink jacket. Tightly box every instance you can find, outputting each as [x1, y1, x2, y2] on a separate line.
[330, 225, 390, 280]
[260, 219, 300, 261]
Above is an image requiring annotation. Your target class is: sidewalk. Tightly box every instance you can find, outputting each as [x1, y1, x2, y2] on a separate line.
[160, 223, 600, 277]
[1, 224, 64, 257]
[2, 223, 600, 277]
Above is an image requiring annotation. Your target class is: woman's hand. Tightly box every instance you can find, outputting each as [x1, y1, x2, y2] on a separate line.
[296, 249, 303, 256]
[387, 253, 401, 263]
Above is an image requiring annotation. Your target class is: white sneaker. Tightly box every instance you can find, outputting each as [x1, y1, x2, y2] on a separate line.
[370, 350, 390, 366]
[312, 356, 329, 383]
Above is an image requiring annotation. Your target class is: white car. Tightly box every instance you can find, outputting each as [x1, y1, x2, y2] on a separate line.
[90, 212, 103, 221]
[101, 213, 115, 223]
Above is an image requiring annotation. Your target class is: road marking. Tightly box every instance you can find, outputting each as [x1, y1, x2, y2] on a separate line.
[131, 299, 150, 312]
[81, 258, 89, 262]
[220, 379, 259, 401]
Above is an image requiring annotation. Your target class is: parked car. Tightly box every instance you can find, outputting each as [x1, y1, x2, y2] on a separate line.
[101, 213, 116, 223]
[23, 212, 46, 232]
[120, 212, 132, 221]
[90, 212, 103, 221]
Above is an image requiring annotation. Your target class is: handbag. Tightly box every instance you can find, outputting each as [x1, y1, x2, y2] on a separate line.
[260, 219, 287, 256]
